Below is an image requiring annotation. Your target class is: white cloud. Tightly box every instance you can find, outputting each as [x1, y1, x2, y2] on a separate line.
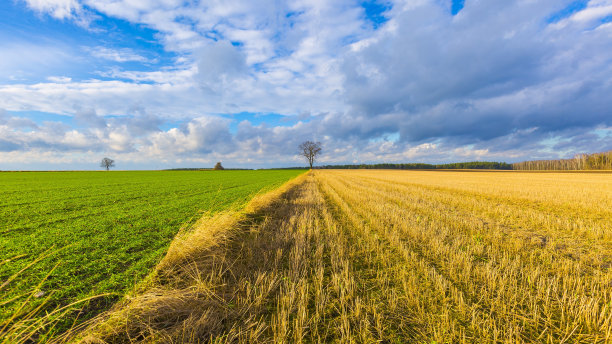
[23, 0, 81, 19]
[46, 76, 72, 83]
[571, 2, 612, 23]
[7, 0, 371, 117]
[196, 41, 248, 87]
[87, 47, 152, 63]
[0, 109, 609, 169]
[341, 0, 612, 143]
[2, 0, 611, 168]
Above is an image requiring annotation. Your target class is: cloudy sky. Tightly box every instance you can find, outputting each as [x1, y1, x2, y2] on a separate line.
[0, 0, 611, 169]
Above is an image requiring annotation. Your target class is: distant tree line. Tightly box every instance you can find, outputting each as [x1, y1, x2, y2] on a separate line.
[317, 161, 512, 170]
[512, 150, 612, 170]
[165, 168, 253, 171]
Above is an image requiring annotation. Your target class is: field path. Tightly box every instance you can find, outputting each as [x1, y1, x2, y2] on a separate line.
[79, 170, 612, 344]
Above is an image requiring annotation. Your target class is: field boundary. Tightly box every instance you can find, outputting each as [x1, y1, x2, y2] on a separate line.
[55, 171, 310, 343]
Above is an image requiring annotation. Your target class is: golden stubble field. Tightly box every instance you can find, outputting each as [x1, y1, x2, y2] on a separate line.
[80, 170, 612, 344]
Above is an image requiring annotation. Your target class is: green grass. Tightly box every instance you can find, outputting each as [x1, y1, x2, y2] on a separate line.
[0, 170, 304, 337]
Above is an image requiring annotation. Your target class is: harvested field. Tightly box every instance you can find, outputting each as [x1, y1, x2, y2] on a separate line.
[80, 170, 612, 343]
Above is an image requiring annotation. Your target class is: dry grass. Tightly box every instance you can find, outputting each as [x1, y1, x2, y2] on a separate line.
[0, 245, 111, 344]
[74, 170, 611, 343]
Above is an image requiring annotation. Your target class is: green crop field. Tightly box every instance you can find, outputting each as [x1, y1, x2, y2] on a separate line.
[0, 169, 304, 338]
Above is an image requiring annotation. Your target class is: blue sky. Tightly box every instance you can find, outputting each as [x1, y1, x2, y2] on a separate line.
[0, 0, 611, 170]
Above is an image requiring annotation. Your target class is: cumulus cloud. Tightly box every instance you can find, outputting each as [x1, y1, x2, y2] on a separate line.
[0, 109, 39, 130]
[74, 108, 106, 129]
[3, 0, 366, 116]
[341, 0, 612, 146]
[0, 109, 609, 169]
[121, 112, 163, 137]
[2, 0, 612, 168]
[147, 117, 235, 156]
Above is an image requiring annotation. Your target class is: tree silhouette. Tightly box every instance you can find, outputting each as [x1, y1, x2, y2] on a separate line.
[100, 157, 115, 171]
[299, 141, 322, 169]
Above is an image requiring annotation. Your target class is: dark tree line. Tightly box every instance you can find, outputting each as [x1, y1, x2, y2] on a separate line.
[512, 150, 612, 170]
[317, 161, 512, 170]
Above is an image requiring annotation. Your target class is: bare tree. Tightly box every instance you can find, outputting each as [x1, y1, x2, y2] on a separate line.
[299, 141, 322, 169]
[100, 157, 115, 171]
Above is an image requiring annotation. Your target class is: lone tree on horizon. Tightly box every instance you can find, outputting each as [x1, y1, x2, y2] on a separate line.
[213, 162, 224, 170]
[299, 141, 322, 169]
[100, 157, 115, 171]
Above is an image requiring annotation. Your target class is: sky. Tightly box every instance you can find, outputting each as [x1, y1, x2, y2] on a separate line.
[0, 0, 611, 170]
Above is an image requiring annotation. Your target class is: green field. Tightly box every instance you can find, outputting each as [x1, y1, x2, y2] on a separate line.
[0, 170, 304, 335]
